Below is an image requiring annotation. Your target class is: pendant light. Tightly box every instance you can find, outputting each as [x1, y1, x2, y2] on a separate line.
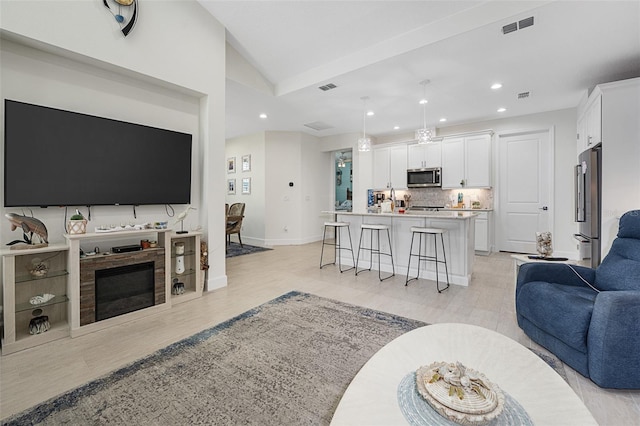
[337, 152, 346, 168]
[415, 79, 432, 144]
[357, 96, 371, 152]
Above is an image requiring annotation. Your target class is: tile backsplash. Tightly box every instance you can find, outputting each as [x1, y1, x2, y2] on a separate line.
[376, 188, 493, 209]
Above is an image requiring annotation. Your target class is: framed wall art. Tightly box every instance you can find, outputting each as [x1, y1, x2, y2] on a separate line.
[227, 178, 236, 195]
[242, 177, 251, 194]
[242, 154, 251, 172]
[227, 157, 236, 173]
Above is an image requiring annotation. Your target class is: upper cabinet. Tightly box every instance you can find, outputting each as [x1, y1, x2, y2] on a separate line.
[441, 133, 492, 189]
[407, 142, 442, 169]
[577, 91, 602, 154]
[373, 144, 408, 189]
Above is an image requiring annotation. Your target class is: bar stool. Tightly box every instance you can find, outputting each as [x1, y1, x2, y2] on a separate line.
[320, 222, 355, 272]
[355, 224, 395, 281]
[405, 227, 450, 292]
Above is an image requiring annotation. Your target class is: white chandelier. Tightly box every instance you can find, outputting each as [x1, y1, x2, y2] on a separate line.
[415, 79, 432, 144]
[357, 96, 371, 152]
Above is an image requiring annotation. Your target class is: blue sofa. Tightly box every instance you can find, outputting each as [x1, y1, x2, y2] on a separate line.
[516, 210, 640, 389]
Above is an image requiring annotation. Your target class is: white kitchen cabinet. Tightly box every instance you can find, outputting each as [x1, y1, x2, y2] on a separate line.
[442, 134, 491, 189]
[373, 144, 407, 189]
[577, 92, 602, 154]
[474, 211, 492, 254]
[407, 142, 442, 169]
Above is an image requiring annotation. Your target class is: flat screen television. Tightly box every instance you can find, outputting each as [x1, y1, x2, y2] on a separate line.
[4, 100, 192, 207]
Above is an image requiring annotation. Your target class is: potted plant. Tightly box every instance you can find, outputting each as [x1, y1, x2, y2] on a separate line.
[67, 210, 88, 235]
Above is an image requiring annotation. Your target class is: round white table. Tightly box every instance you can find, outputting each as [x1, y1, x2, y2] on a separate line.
[331, 323, 596, 425]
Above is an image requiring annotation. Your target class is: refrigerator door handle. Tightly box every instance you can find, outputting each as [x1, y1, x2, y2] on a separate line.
[575, 164, 585, 222]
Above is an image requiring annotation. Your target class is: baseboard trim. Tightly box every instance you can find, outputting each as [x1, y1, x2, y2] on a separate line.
[206, 274, 227, 292]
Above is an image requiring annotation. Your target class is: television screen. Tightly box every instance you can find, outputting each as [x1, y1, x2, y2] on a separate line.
[4, 100, 192, 207]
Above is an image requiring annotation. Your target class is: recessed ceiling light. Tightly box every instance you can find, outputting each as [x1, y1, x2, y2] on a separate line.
[491, 83, 503, 90]
[259, 113, 267, 119]
[497, 107, 506, 113]
[367, 111, 374, 116]
[439, 118, 447, 122]
[393, 126, 400, 130]
[419, 99, 428, 105]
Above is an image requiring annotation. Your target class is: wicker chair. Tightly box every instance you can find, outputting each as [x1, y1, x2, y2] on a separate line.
[226, 202, 245, 247]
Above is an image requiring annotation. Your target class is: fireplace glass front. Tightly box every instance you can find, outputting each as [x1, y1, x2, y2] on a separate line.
[95, 261, 155, 321]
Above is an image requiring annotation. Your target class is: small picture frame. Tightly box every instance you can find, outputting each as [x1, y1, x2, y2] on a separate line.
[242, 154, 251, 172]
[227, 157, 236, 173]
[242, 177, 251, 194]
[227, 178, 236, 195]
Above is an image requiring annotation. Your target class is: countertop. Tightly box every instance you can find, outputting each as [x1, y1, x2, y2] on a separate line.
[441, 208, 493, 212]
[324, 210, 479, 219]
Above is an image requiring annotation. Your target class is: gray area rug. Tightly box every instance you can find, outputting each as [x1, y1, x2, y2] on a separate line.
[225, 242, 271, 258]
[3, 291, 426, 425]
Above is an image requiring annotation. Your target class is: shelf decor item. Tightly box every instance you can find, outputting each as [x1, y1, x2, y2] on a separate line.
[172, 278, 185, 295]
[28, 309, 50, 335]
[5, 212, 49, 248]
[29, 293, 55, 305]
[174, 205, 196, 235]
[67, 210, 87, 235]
[415, 361, 505, 426]
[175, 242, 185, 275]
[29, 257, 49, 278]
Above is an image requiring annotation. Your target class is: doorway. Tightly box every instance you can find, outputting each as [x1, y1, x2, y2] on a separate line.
[497, 129, 553, 253]
[335, 150, 353, 211]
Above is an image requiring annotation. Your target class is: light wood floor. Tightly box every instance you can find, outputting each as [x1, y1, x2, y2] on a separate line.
[1, 242, 639, 424]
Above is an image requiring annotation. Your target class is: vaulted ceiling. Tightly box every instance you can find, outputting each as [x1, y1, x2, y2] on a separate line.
[199, 1, 640, 140]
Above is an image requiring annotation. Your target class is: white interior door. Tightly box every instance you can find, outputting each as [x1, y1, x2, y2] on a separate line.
[498, 130, 552, 253]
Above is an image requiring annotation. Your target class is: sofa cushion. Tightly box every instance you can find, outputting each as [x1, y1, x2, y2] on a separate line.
[596, 238, 640, 291]
[516, 281, 597, 353]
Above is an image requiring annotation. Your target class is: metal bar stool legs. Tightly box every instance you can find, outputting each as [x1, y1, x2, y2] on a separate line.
[355, 224, 395, 281]
[405, 227, 450, 292]
[320, 222, 355, 272]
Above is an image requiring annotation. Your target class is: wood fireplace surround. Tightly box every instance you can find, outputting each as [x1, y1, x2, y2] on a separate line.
[79, 249, 165, 326]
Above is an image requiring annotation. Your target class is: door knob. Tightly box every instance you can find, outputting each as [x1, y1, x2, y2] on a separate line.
[539, 206, 548, 211]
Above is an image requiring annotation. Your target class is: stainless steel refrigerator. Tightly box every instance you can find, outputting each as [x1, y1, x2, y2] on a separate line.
[574, 144, 602, 268]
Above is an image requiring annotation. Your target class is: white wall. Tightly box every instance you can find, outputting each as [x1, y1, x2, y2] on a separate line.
[599, 79, 640, 256]
[225, 132, 266, 245]
[0, 0, 228, 291]
[225, 131, 327, 246]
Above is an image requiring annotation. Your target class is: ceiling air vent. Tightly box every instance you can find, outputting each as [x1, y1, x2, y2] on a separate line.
[502, 22, 517, 34]
[304, 121, 333, 131]
[318, 83, 337, 92]
[518, 91, 531, 99]
[502, 16, 534, 34]
[519, 16, 534, 30]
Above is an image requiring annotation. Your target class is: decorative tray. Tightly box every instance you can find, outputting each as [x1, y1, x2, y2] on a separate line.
[415, 361, 505, 426]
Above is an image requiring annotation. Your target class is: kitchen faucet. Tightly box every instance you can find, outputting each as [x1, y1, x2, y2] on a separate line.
[390, 187, 396, 206]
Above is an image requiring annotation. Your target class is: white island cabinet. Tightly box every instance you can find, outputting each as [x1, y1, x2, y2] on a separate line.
[327, 211, 477, 286]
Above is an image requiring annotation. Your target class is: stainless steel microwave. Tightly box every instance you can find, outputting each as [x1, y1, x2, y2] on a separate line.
[407, 167, 441, 188]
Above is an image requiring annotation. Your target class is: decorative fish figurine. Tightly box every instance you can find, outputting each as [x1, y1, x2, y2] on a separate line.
[5, 213, 49, 245]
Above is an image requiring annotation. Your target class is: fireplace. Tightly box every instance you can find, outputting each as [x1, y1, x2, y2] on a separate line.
[79, 248, 165, 326]
[95, 262, 155, 321]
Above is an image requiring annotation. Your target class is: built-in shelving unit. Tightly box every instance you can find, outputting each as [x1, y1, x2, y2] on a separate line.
[2, 229, 204, 354]
[1, 244, 70, 355]
[170, 232, 202, 305]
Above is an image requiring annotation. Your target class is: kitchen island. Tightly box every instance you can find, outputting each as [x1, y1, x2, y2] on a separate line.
[324, 211, 477, 286]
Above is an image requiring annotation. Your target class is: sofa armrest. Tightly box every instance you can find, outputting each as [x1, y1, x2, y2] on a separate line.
[588, 291, 640, 388]
[516, 263, 596, 295]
